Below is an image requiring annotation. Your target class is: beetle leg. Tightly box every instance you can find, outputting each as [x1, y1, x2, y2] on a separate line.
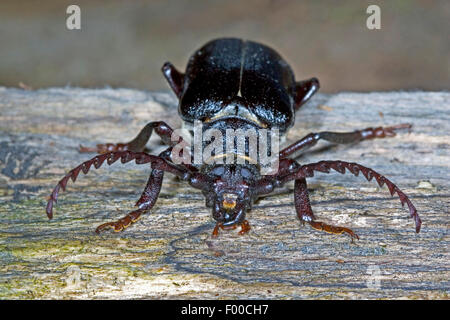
[294, 77, 320, 110]
[162, 62, 184, 98]
[279, 123, 412, 159]
[95, 207, 147, 233]
[280, 160, 421, 233]
[294, 178, 359, 241]
[95, 167, 164, 233]
[212, 223, 221, 238]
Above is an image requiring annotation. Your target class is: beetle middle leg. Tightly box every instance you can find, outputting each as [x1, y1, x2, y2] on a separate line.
[95, 149, 169, 233]
[294, 178, 359, 241]
[279, 123, 412, 159]
[79, 121, 177, 154]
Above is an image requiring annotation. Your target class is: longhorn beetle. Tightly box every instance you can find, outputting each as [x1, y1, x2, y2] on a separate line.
[46, 38, 421, 240]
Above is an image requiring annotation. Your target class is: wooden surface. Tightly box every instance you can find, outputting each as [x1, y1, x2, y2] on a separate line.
[0, 87, 448, 299]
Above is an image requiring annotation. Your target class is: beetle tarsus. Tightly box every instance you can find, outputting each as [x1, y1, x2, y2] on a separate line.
[238, 220, 251, 235]
[360, 123, 412, 140]
[308, 221, 359, 242]
[280, 123, 413, 159]
[294, 178, 358, 241]
[294, 77, 320, 110]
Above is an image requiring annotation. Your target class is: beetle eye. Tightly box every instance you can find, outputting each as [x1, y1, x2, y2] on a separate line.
[240, 168, 252, 179]
[211, 166, 225, 176]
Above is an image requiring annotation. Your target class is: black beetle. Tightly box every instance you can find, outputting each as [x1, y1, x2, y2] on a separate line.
[46, 38, 421, 240]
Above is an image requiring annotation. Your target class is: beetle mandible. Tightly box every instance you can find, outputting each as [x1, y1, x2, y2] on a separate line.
[46, 38, 421, 240]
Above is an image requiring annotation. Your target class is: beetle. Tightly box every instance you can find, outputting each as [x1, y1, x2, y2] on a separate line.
[46, 38, 421, 240]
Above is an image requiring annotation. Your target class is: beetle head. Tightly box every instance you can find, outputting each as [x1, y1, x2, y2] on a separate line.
[205, 164, 257, 226]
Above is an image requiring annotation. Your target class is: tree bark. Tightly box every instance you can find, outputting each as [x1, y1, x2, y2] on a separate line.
[0, 87, 448, 299]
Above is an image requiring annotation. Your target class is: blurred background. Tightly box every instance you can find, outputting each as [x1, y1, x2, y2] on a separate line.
[0, 0, 448, 93]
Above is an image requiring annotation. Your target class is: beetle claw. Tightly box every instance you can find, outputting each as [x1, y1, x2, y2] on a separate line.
[46, 38, 420, 244]
[308, 220, 359, 242]
[95, 208, 147, 234]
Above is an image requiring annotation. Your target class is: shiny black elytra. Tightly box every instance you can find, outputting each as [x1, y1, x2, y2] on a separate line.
[46, 38, 421, 240]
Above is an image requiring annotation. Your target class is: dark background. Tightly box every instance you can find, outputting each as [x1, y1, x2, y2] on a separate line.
[0, 0, 448, 93]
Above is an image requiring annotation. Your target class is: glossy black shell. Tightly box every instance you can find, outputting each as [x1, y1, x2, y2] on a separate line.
[179, 38, 297, 133]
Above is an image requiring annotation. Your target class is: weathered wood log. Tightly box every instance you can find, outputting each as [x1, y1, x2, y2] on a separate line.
[0, 87, 448, 299]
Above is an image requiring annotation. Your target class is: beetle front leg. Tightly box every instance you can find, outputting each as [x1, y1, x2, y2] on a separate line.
[79, 121, 177, 154]
[95, 149, 169, 233]
[161, 62, 185, 98]
[95, 168, 164, 233]
[294, 178, 359, 241]
[280, 123, 412, 159]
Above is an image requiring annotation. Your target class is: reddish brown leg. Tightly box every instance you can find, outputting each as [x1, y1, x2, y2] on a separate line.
[280, 124, 412, 159]
[294, 178, 359, 241]
[284, 160, 421, 233]
[79, 121, 177, 154]
[95, 170, 164, 233]
[95, 208, 147, 233]
[211, 220, 251, 238]
[95, 149, 169, 233]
